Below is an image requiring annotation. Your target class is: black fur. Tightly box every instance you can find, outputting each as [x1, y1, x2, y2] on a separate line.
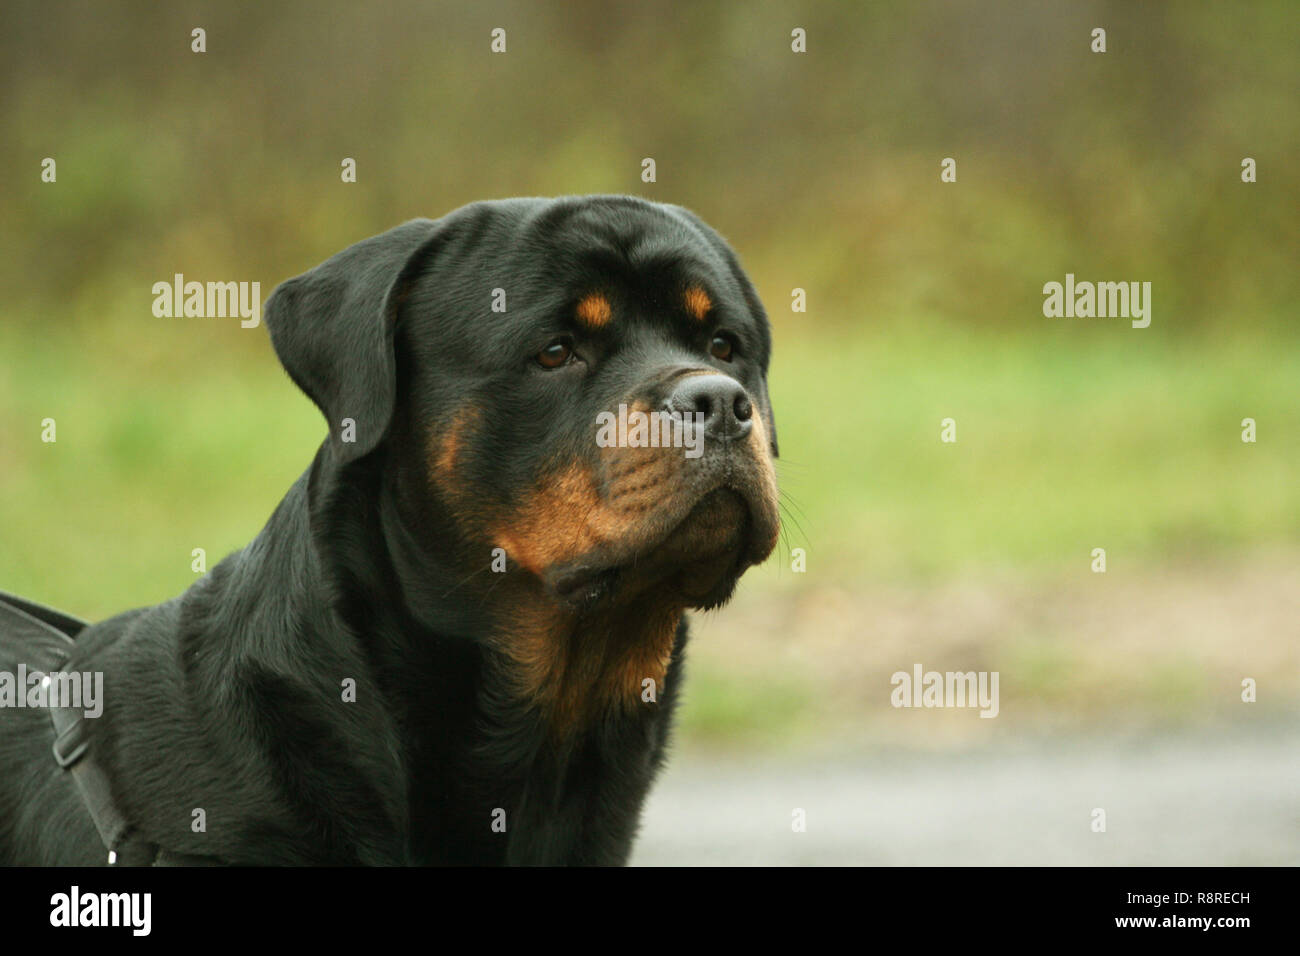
[0, 196, 778, 865]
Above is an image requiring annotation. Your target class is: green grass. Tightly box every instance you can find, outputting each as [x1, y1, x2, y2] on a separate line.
[768, 317, 1300, 587]
[674, 666, 816, 748]
[0, 317, 322, 616]
[2, 311, 1297, 618]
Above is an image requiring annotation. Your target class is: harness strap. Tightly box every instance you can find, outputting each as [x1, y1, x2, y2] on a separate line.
[0, 592, 160, 865]
[49, 703, 142, 858]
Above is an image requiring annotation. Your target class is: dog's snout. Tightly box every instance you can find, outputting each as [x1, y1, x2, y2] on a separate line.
[665, 374, 753, 441]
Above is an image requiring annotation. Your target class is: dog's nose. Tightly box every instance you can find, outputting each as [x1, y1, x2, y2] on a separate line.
[664, 374, 753, 441]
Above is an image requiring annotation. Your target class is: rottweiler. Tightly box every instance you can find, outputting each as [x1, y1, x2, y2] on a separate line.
[0, 195, 779, 865]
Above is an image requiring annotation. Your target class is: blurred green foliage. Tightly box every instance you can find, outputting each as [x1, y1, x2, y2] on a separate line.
[2, 1, 1295, 326]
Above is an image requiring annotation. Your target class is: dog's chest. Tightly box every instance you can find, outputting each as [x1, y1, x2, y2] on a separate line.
[406, 701, 670, 865]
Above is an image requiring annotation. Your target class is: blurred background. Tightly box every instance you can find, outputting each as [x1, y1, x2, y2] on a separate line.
[1, 1, 1296, 863]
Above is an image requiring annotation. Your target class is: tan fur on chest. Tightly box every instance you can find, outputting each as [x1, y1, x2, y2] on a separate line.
[493, 598, 681, 737]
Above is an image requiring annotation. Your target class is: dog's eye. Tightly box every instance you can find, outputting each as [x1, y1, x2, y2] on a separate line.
[709, 334, 735, 362]
[536, 339, 574, 369]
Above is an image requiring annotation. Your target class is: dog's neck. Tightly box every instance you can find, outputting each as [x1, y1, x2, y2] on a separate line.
[108, 443, 683, 863]
[365, 442, 688, 739]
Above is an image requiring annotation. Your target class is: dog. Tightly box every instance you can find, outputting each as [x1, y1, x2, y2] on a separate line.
[0, 195, 780, 865]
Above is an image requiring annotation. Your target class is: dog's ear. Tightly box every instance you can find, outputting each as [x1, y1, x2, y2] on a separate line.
[264, 219, 442, 462]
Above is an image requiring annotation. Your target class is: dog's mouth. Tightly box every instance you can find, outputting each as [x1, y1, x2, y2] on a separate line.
[545, 485, 771, 613]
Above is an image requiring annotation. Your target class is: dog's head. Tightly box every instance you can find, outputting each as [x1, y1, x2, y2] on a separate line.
[265, 197, 779, 629]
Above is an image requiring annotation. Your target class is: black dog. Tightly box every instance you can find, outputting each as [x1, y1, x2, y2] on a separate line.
[0, 196, 779, 865]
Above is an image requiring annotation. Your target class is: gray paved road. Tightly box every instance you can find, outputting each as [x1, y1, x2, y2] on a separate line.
[631, 729, 1300, 865]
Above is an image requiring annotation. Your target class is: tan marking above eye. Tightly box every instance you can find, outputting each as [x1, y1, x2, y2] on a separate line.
[575, 293, 612, 328]
[683, 286, 712, 321]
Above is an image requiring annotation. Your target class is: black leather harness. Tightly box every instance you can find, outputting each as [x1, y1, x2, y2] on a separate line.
[0, 591, 164, 865]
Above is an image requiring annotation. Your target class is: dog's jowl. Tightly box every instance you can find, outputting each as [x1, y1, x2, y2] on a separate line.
[0, 196, 779, 866]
